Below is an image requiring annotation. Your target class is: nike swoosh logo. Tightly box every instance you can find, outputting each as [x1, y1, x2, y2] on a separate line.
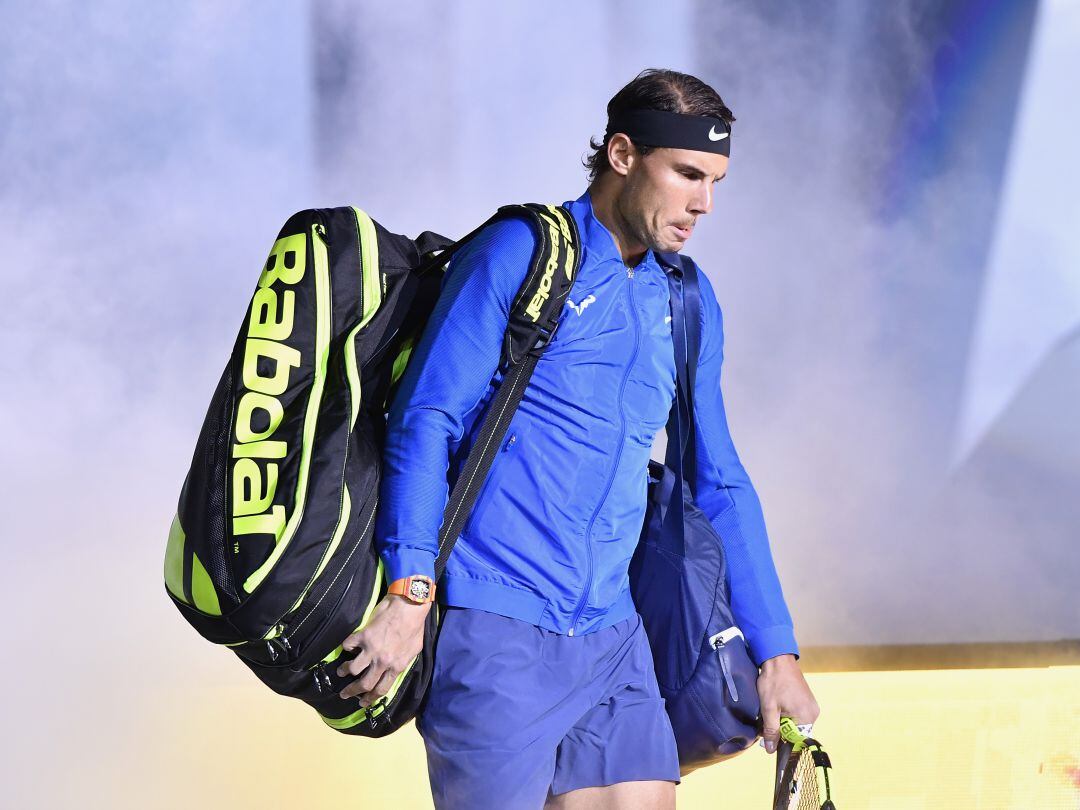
[708, 126, 729, 142]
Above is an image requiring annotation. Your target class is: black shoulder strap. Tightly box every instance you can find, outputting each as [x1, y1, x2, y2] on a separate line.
[433, 204, 581, 579]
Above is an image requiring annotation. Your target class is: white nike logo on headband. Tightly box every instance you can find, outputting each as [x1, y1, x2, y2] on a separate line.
[708, 126, 729, 142]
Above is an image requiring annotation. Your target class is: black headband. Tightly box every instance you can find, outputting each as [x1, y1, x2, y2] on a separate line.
[605, 109, 731, 156]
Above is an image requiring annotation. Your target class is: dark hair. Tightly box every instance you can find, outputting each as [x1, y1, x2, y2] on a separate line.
[585, 68, 735, 182]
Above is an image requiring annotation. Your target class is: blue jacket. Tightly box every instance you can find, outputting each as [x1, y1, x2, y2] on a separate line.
[376, 189, 798, 664]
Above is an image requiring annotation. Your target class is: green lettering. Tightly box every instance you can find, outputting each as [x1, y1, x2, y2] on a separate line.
[258, 233, 307, 288]
[232, 439, 287, 459]
[242, 338, 302, 397]
[248, 287, 295, 341]
[233, 504, 287, 538]
[232, 458, 279, 517]
[235, 391, 284, 443]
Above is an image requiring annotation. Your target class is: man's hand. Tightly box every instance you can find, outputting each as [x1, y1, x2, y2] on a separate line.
[757, 653, 819, 753]
[336, 594, 432, 706]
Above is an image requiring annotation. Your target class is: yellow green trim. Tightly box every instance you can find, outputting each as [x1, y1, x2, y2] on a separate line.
[342, 208, 382, 431]
[343, 332, 363, 430]
[243, 223, 333, 593]
[351, 206, 383, 328]
[342, 206, 381, 426]
[383, 334, 416, 409]
[283, 485, 353, 616]
[356, 558, 387, 632]
[317, 557, 386, 666]
[191, 552, 222, 615]
[278, 207, 384, 613]
[320, 643, 345, 665]
[390, 334, 415, 388]
[276, 208, 385, 617]
[164, 512, 186, 602]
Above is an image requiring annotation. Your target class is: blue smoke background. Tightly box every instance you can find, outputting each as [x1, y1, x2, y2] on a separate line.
[1, 1, 1076, 806]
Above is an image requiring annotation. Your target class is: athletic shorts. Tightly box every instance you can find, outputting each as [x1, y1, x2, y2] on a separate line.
[416, 606, 681, 809]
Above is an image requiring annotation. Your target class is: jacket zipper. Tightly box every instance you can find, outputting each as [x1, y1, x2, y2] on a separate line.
[567, 264, 640, 636]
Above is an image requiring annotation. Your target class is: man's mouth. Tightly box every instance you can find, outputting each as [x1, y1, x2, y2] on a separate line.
[672, 223, 694, 240]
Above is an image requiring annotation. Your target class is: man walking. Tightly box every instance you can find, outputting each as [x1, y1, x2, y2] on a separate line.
[337, 69, 819, 808]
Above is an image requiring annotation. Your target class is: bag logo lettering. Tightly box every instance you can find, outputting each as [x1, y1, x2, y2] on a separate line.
[231, 233, 307, 544]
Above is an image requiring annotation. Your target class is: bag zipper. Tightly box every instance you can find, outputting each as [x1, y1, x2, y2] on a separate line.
[267, 499, 378, 658]
[709, 625, 745, 702]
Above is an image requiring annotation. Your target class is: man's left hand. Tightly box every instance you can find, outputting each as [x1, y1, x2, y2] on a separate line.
[756, 653, 819, 754]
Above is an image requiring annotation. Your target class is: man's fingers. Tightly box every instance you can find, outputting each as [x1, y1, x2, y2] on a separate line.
[337, 647, 372, 678]
[342, 663, 400, 704]
[359, 669, 398, 707]
[761, 703, 781, 754]
[784, 697, 821, 728]
[339, 662, 382, 700]
[342, 631, 364, 653]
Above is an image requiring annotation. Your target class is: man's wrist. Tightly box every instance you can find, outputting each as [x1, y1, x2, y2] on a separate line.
[385, 593, 434, 615]
[760, 653, 798, 672]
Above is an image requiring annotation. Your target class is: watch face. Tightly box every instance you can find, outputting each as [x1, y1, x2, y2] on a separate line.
[408, 579, 431, 601]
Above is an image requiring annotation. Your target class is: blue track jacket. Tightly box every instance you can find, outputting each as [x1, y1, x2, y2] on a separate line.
[376, 189, 798, 664]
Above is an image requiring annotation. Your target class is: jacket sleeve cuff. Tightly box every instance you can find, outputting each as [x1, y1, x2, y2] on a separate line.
[380, 546, 437, 586]
[747, 624, 800, 667]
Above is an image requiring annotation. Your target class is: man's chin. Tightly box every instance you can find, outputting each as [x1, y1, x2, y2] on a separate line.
[653, 238, 685, 254]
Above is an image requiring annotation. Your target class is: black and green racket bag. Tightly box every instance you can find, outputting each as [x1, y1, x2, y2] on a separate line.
[165, 203, 580, 735]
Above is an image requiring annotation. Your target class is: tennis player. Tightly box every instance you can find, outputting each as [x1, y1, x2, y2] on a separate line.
[339, 68, 819, 809]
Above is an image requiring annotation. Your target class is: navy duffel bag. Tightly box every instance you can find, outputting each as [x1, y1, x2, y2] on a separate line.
[629, 257, 761, 774]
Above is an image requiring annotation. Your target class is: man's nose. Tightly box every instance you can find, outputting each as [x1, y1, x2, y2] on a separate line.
[690, 183, 712, 215]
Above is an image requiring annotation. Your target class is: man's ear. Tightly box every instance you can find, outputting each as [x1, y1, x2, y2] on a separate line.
[606, 133, 635, 177]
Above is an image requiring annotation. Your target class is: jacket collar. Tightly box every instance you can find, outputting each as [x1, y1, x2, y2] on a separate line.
[566, 189, 682, 276]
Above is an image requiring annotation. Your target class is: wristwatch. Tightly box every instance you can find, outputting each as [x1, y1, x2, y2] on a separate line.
[387, 575, 436, 604]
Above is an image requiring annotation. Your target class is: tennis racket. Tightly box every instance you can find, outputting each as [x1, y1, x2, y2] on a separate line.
[772, 716, 836, 809]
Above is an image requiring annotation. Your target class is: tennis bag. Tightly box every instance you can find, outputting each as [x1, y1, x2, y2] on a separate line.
[165, 202, 580, 736]
[629, 256, 762, 773]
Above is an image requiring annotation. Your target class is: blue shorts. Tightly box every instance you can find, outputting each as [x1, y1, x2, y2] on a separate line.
[416, 606, 681, 808]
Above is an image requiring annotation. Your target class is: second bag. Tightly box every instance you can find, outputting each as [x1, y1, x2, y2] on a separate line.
[629, 257, 761, 774]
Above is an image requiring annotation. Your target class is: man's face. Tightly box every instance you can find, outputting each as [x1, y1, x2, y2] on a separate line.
[617, 146, 729, 254]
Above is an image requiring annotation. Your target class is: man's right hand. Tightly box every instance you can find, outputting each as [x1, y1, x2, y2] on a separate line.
[336, 594, 432, 706]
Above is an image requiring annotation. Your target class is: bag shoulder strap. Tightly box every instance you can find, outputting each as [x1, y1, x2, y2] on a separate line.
[433, 204, 581, 579]
[661, 254, 702, 498]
